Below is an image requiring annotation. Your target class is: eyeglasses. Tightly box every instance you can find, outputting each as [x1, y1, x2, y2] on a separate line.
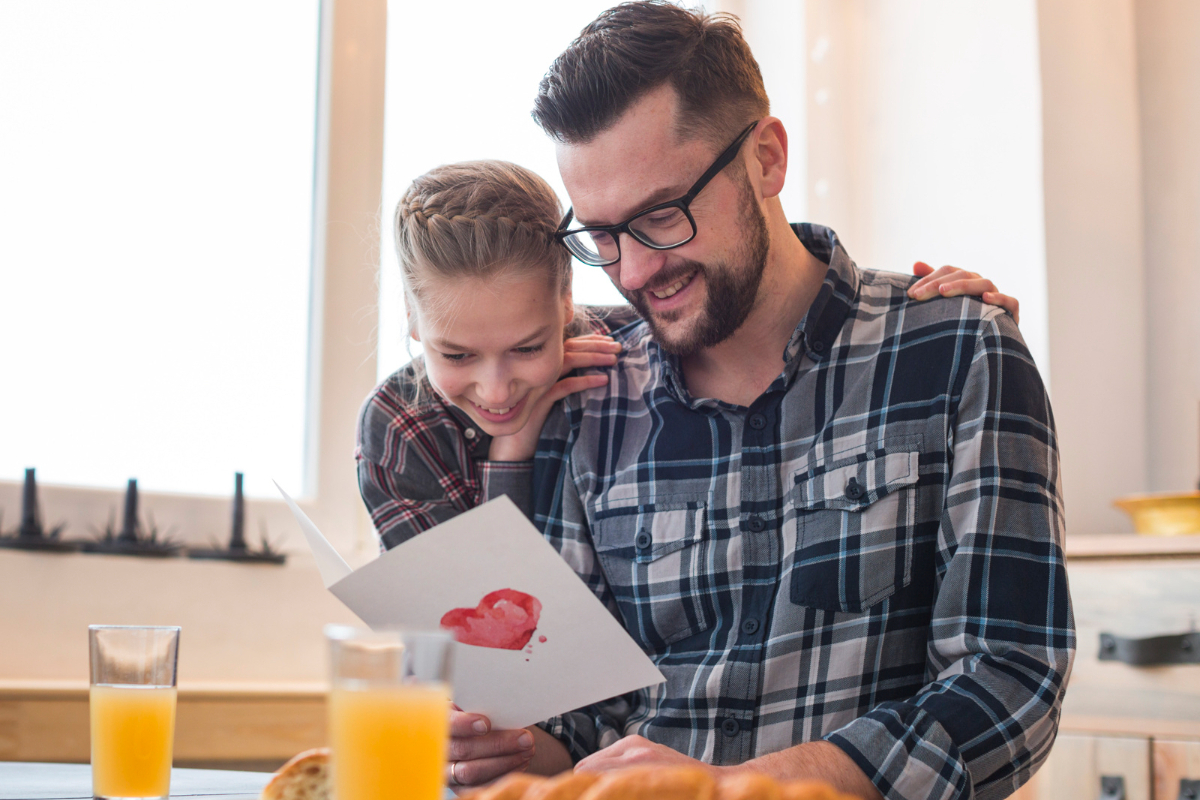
[554, 120, 760, 267]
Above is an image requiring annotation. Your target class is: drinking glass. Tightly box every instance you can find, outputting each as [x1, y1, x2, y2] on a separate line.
[89, 625, 181, 800]
[326, 626, 454, 800]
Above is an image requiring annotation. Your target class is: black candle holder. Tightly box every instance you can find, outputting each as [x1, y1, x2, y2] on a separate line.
[187, 472, 286, 564]
[0, 468, 79, 552]
[82, 478, 182, 557]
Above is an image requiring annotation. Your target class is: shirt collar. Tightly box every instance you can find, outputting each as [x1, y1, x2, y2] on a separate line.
[648, 223, 860, 407]
[784, 223, 860, 365]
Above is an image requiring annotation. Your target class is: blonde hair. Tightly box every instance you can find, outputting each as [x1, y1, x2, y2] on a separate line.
[392, 160, 584, 402]
[395, 160, 571, 322]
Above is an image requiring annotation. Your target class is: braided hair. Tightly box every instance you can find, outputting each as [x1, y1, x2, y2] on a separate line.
[395, 160, 571, 319]
[392, 161, 582, 400]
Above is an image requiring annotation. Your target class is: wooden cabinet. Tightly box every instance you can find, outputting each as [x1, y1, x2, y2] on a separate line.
[1013, 535, 1200, 799]
[1015, 735, 1200, 800]
[1014, 734, 1151, 800]
[0, 681, 325, 770]
[1154, 739, 1200, 800]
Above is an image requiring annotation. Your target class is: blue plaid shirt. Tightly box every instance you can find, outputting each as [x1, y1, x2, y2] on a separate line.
[532, 225, 1074, 800]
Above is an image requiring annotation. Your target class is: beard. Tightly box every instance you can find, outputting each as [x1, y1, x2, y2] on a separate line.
[621, 179, 771, 357]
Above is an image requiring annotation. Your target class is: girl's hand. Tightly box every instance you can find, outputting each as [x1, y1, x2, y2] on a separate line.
[908, 261, 1020, 325]
[487, 334, 621, 462]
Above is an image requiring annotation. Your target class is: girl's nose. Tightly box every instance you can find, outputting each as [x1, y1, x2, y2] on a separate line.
[475, 369, 515, 407]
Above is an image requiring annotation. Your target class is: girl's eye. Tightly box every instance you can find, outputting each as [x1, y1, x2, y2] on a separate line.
[514, 344, 545, 355]
[440, 352, 469, 362]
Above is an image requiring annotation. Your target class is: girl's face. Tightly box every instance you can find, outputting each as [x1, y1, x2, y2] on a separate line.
[412, 272, 573, 438]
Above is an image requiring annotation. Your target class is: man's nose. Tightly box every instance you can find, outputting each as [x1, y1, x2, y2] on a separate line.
[613, 233, 667, 292]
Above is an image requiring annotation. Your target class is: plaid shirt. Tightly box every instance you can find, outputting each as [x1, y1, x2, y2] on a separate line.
[357, 310, 638, 550]
[532, 225, 1074, 800]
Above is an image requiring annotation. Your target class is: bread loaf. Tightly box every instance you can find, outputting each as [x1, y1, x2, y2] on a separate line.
[259, 748, 331, 800]
[465, 767, 859, 800]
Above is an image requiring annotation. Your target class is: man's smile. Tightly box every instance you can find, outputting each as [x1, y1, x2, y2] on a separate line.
[650, 269, 698, 299]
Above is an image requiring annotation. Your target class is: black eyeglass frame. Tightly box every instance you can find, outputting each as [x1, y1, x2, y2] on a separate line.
[554, 120, 760, 267]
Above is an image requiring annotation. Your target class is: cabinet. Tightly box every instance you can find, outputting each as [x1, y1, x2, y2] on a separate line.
[1013, 535, 1200, 799]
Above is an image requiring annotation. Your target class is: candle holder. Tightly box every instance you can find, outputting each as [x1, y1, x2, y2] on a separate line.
[82, 478, 182, 557]
[0, 468, 79, 552]
[187, 472, 286, 564]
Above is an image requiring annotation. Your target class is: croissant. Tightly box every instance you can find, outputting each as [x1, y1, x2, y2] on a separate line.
[465, 766, 859, 800]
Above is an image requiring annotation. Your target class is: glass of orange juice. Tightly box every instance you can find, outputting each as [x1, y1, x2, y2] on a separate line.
[325, 626, 453, 800]
[88, 625, 180, 800]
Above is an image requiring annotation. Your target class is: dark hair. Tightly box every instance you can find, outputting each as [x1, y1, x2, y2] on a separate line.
[532, 1, 769, 146]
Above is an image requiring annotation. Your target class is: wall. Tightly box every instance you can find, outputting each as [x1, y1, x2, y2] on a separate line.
[804, 0, 1050, 375]
[1038, 0, 1149, 533]
[738, 0, 1193, 534]
[1136, 0, 1200, 495]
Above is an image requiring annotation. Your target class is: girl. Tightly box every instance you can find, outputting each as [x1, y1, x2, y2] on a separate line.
[355, 159, 1018, 551]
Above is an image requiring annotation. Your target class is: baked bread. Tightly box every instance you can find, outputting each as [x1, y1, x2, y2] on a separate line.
[464, 767, 859, 800]
[260, 748, 331, 800]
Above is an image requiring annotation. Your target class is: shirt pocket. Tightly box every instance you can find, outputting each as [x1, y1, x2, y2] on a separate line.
[789, 446, 921, 613]
[591, 496, 713, 651]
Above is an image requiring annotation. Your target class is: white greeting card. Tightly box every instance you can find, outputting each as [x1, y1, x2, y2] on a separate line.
[276, 485, 664, 729]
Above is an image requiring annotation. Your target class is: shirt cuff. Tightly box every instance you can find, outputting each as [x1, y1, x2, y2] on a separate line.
[825, 702, 972, 800]
[478, 461, 534, 520]
[535, 710, 619, 764]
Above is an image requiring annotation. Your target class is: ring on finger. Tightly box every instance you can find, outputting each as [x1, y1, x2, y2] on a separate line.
[448, 760, 462, 786]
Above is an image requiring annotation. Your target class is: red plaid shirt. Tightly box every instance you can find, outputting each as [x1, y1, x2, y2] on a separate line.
[356, 308, 637, 550]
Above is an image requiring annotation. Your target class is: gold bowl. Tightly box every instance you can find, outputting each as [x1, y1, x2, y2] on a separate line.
[1113, 491, 1200, 535]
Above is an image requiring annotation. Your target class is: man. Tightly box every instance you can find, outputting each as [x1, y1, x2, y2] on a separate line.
[448, 4, 1073, 799]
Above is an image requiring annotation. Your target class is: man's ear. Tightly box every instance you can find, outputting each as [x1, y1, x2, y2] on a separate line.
[751, 117, 788, 201]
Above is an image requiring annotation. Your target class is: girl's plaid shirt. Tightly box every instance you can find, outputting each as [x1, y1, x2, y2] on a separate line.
[355, 308, 638, 551]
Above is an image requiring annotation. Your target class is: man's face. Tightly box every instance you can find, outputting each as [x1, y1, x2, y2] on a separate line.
[555, 87, 770, 356]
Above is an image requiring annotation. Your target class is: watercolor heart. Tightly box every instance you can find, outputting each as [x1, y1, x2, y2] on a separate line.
[440, 589, 542, 650]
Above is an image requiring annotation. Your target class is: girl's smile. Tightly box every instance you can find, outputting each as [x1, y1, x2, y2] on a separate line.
[412, 272, 573, 439]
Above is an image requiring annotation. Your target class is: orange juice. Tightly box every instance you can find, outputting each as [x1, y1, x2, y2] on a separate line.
[90, 684, 177, 798]
[328, 682, 450, 800]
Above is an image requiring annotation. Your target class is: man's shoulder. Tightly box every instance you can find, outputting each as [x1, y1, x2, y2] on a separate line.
[567, 317, 658, 415]
[854, 266, 1011, 336]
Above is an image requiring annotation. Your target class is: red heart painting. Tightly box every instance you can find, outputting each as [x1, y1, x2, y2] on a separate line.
[440, 589, 542, 650]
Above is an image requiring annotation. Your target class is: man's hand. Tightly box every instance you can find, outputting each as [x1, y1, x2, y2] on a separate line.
[908, 261, 1021, 324]
[445, 708, 573, 795]
[446, 708, 533, 793]
[575, 735, 721, 778]
[576, 736, 882, 800]
[487, 334, 621, 462]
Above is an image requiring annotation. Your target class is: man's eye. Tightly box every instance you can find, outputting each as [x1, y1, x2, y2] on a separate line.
[643, 209, 684, 226]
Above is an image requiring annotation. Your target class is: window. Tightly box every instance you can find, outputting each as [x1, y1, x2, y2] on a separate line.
[0, 1, 321, 499]
[377, 0, 667, 379]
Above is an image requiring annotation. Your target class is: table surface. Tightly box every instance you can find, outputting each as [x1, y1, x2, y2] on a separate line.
[0, 762, 273, 800]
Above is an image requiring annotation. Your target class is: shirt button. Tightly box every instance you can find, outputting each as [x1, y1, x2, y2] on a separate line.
[811, 340, 826, 353]
[748, 413, 767, 430]
[634, 530, 652, 551]
[721, 718, 741, 737]
[741, 618, 760, 635]
[845, 477, 865, 500]
[464, 428, 477, 439]
[746, 516, 765, 532]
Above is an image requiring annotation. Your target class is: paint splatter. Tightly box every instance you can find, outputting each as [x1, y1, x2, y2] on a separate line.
[538, 636, 547, 643]
[440, 589, 542, 650]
